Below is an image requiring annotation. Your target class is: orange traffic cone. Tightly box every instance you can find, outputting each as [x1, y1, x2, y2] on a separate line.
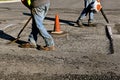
[52, 14, 63, 34]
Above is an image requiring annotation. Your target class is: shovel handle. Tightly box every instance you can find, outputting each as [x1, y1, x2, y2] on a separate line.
[17, 16, 32, 38]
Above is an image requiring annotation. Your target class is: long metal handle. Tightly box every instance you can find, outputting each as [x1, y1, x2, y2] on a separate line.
[100, 8, 109, 23]
[17, 16, 32, 39]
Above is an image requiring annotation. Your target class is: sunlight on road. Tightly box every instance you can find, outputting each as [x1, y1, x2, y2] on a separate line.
[0, 0, 20, 3]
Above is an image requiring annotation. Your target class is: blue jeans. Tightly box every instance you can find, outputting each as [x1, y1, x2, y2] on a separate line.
[78, 0, 95, 22]
[29, 3, 54, 47]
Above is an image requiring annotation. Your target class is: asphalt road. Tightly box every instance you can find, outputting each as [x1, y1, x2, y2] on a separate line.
[0, 0, 120, 79]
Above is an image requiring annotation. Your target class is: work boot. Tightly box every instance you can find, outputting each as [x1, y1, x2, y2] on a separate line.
[76, 20, 83, 27]
[19, 43, 36, 48]
[37, 46, 55, 51]
[88, 19, 95, 27]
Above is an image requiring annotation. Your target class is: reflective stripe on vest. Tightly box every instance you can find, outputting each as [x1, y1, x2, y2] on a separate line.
[27, 0, 31, 6]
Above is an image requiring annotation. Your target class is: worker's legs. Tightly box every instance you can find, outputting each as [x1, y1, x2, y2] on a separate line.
[29, 3, 54, 47]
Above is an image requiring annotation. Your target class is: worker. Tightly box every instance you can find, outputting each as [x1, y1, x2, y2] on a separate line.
[76, 0, 96, 27]
[20, 0, 55, 51]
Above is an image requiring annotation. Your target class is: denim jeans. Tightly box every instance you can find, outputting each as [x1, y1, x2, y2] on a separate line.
[78, 0, 95, 22]
[28, 3, 54, 47]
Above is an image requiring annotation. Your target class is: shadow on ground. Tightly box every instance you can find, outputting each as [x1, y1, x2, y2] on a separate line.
[0, 30, 27, 45]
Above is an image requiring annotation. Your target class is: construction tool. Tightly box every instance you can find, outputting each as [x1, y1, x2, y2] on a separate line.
[93, 0, 114, 54]
[100, 7, 114, 54]
[7, 16, 32, 44]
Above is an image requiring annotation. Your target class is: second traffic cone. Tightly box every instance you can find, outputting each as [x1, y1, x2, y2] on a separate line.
[52, 14, 63, 34]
